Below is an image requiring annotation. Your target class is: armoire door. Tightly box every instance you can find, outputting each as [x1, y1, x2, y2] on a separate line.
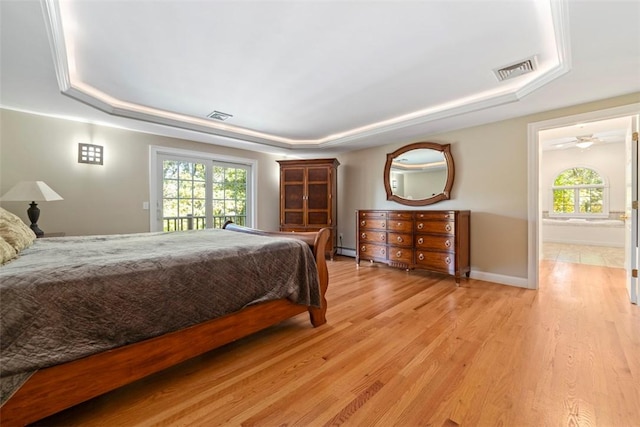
[280, 166, 306, 227]
[306, 166, 331, 227]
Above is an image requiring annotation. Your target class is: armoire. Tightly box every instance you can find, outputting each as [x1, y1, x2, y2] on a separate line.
[277, 158, 339, 258]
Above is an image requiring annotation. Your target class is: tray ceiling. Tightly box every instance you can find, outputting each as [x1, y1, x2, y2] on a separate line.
[1, 0, 639, 154]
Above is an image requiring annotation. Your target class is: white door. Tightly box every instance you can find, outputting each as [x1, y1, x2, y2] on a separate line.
[625, 126, 639, 305]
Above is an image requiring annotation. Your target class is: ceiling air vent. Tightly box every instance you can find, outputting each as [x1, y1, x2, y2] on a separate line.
[494, 56, 537, 82]
[207, 110, 233, 121]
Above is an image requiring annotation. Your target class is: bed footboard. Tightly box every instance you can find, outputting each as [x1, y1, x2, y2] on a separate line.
[222, 221, 330, 326]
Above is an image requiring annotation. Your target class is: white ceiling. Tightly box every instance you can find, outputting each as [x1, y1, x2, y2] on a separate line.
[1, 0, 639, 157]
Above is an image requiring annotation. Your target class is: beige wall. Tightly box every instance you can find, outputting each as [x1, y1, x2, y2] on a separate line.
[335, 92, 640, 283]
[0, 109, 282, 235]
[2, 92, 639, 285]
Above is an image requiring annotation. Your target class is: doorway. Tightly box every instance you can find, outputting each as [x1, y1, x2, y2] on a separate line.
[527, 103, 640, 305]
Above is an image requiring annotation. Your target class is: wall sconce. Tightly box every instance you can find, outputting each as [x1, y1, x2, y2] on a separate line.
[392, 179, 398, 190]
[78, 143, 103, 165]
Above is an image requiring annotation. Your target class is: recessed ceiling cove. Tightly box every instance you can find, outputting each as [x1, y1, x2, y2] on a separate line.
[43, 0, 569, 149]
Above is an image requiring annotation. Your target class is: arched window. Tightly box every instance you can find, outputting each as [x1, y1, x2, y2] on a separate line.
[551, 167, 608, 217]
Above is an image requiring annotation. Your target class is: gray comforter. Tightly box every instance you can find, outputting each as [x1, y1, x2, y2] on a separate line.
[0, 229, 320, 404]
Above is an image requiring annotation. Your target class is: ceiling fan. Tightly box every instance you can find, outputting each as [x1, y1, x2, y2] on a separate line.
[572, 135, 600, 149]
[548, 133, 619, 150]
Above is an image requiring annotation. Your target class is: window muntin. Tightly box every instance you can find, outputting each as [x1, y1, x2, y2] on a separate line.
[551, 167, 607, 217]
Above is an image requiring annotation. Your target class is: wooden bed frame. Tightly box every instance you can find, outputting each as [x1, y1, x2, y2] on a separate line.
[0, 223, 330, 426]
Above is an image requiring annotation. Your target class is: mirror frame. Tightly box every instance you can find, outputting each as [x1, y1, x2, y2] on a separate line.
[384, 141, 455, 206]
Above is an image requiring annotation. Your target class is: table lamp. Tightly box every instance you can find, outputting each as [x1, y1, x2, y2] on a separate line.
[0, 181, 63, 236]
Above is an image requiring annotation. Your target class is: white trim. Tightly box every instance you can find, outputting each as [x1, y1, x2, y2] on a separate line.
[149, 145, 257, 232]
[528, 103, 640, 290]
[40, 0, 71, 92]
[468, 271, 530, 289]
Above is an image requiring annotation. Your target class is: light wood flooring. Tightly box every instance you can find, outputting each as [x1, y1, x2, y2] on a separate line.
[36, 257, 639, 426]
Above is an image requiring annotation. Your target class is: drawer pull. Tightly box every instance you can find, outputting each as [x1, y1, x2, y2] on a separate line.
[361, 245, 366, 252]
[397, 222, 402, 227]
[397, 236, 403, 243]
[418, 253, 425, 261]
[445, 240, 451, 248]
[361, 220, 366, 226]
[445, 256, 451, 264]
[417, 237, 424, 245]
[445, 224, 452, 232]
[396, 250, 402, 258]
[361, 232, 367, 239]
[381, 222, 386, 228]
[381, 235, 386, 241]
[381, 249, 386, 255]
[417, 223, 424, 230]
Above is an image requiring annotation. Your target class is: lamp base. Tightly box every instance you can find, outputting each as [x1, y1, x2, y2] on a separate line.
[27, 201, 44, 237]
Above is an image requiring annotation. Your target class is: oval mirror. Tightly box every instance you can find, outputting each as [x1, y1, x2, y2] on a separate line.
[383, 142, 455, 206]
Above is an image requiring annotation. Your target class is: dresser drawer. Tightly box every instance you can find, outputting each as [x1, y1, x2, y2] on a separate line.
[415, 220, 455, 235]
[388, 246, 412, 264]
[359, 243, 387, 260]
[415, 211, 456, 221]
[415, 234, 454, 251]
[359, 211, 387, 219]
[415, 251, 455, 274]
[387, 219, 412, 233]
[359, 219, 387, 230]
[388, 232, 412, 247]
[360, 230, 387, 244]
[388, 211, 413, 220]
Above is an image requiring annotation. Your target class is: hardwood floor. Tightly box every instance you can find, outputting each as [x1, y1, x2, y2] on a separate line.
[36, 257, 639, 426]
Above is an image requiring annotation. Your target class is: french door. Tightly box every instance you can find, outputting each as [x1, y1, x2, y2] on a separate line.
[150, 147, 254, 232]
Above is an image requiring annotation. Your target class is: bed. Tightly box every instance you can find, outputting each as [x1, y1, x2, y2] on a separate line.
[0, 212, 329, 427]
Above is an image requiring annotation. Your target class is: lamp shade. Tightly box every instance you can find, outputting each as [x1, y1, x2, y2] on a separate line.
[0, 181, 63, 202]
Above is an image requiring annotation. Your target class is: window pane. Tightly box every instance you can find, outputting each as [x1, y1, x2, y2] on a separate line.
[163, 199, 177, 217]
[163, 161, 179, 179]
[178, 181, 193, 199]
[178, 200, 193, 216]
[579, 188, 603, 213]
[553, 189, 575, 214]
[193, 163, 206, 181]
[212, 200, 224, 216]
[193, 199, 206, 217]
[163, 180, 178, 198]
[193, 181, 206, 199]
[554, 167, 603, 186]
[212, 166, 224, 183]
[225, 200, 237, 214]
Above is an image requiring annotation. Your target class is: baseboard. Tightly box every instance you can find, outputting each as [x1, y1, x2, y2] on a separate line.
[468, 270, 530, 289]
[336, 248, 357, 258]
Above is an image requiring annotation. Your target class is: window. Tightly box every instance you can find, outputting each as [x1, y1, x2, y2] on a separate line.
[551, 167, 608, 217]
[150, 147, 255, 232]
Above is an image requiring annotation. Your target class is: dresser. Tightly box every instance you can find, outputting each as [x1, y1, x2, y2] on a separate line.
[356, 210, 470, 283]
[278, 158, 339, 258]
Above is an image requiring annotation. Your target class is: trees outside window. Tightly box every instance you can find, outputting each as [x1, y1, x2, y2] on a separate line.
[153, 150, 253, 232]
[551, 167, 607, 216]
